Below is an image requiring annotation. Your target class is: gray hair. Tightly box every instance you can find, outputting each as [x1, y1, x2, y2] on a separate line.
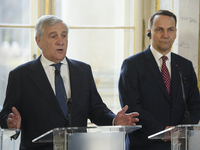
[35, 15, 69, 40]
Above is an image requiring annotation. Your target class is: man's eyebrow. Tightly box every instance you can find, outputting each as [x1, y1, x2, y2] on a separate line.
[156, 26, 175, 29]
[62, 31, 67, 34]
[155, 27, 163, 29]
[48, 31, 67, 36]
[48, 31, 57, 36]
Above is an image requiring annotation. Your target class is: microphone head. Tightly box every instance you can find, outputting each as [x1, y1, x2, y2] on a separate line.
[177, 66, 182, 74]
[68, 98, 73, 105]
[55, 69, 60, 77]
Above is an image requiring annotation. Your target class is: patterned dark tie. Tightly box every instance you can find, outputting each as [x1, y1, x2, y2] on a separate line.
[52, 63, 68, 117]
[161, 56, 171, 97]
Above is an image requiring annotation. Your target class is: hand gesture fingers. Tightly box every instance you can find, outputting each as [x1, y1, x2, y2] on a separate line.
[7, 107, 21, 129]
[114, 105, 139, 126]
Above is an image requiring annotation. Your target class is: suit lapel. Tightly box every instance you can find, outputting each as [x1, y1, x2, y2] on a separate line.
[144, 48, 171, 102]
[29, 56, 65, 118]
[67, 58, 82, 102]
[171, 53, 181, 102]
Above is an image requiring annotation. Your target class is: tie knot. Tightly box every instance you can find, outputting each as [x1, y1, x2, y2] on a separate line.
[52, 63, 62, 71]
[162, 56, 168, 63]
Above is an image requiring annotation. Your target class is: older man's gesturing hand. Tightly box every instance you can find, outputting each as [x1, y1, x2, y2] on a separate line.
[7, 107, 21, 129]
[114, 105, 139, 126]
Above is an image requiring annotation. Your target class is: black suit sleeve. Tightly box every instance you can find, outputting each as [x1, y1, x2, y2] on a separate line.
[87, 65, 116, 125]
[0, 70, 22, 128]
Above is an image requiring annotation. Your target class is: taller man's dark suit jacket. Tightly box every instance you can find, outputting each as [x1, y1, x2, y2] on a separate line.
[119, 46, 200, 150]
[0, 56, 115, 150]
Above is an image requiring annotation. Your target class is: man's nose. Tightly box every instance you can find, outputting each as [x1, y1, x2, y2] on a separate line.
[162, 30, 169, 37]
[56, 36, 64, 45]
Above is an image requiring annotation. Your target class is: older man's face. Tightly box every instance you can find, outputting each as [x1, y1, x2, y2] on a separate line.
[36, 21, 68, 63]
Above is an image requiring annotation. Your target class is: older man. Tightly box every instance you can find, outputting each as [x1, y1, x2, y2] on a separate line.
[0, 15, 139, 150]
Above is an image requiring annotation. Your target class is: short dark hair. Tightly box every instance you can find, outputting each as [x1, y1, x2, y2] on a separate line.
[148, 10, 177, 29]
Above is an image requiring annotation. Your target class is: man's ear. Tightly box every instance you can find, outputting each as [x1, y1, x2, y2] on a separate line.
[35, 36, 42, 49]
[146, 29, 151, 39]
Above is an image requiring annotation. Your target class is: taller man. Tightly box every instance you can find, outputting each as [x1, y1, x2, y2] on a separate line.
[119, 10, 200, 150]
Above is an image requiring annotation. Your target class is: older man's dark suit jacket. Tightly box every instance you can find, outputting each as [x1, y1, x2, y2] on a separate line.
[119, 46, 200, 150]
[0, 56, 115, 150]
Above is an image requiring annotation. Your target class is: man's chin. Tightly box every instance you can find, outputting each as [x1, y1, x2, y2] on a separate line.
[53, 56, 66, 63]
[160, 45, 172, 51]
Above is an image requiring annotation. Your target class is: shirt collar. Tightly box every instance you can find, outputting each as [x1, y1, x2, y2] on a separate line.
[40, 54, 68, 67]
[150, 45, 171, 62]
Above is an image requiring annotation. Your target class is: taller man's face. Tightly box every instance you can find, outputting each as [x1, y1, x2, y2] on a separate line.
[150, 15, 177, 55]
[36, 22, 68, 63]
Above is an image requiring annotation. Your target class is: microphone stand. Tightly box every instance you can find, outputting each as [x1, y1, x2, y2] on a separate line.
[178, 68, 191, 124]
[67, 98, 72, 127]
[178, 67, 192, 150]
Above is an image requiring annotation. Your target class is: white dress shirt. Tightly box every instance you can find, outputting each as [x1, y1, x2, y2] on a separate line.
[40, 55, 117, 125]
[40, 55, 71, 98]
[150, 45, 171, 77]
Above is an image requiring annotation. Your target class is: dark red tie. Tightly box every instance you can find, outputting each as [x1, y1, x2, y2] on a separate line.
[161, 56, 171, 97]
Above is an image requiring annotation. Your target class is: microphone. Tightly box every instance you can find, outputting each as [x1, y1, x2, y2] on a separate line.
[10, 130, 20, 140]
[178, 67, 191, 124]
[55, 69, 72, 127]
